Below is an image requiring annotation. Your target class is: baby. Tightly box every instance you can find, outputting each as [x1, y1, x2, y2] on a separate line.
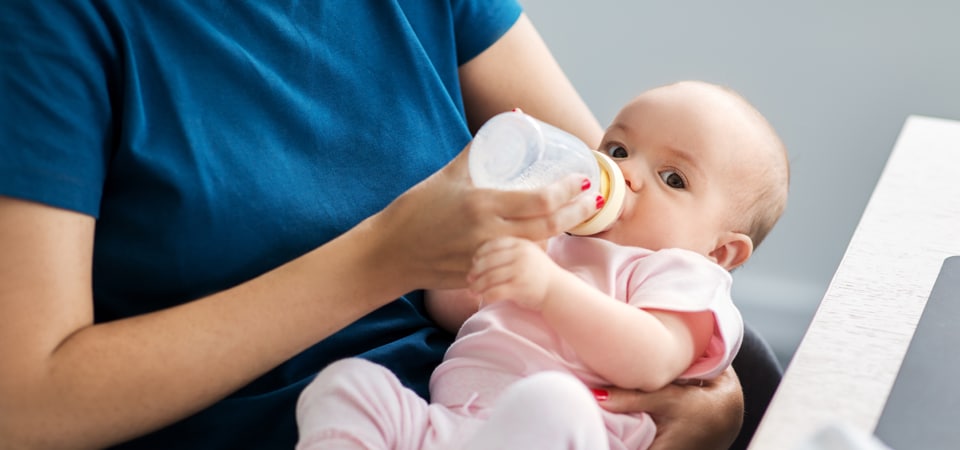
[295, 80, 790, 449]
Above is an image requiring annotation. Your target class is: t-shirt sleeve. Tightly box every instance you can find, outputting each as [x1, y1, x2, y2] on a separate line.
[679, 302, 743, 380]
[626, 249, 744, 380]
[450, 0, 523, 65]
[0, 2, 115, 217]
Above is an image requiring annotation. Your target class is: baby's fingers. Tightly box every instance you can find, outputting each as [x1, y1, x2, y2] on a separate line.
[468, 265, 517, 301]
[468, 238, 519, 283]
[472, 236, 519, 259]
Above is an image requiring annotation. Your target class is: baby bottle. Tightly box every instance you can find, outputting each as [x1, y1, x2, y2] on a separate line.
[468, 109, 626, 236]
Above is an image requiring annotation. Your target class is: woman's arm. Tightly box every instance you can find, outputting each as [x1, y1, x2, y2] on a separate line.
[0, 196, 400, 447]
[459, 14, 603, 147]
[0, 153, 596, 448]
[1, 11, 617, 446]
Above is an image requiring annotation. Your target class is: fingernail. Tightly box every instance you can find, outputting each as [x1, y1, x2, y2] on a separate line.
[591, 388, 609, 402]
[595, 195, 605, 210]
[581, 179, 591, 191]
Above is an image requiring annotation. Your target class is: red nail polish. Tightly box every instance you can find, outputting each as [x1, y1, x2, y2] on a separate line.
[595, 195, 605, 210]
[591, 388, 609, 402]
[581, 179, 591, 191]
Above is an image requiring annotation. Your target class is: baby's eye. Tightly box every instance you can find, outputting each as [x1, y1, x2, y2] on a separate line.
[659, 170, 687, 189]
[605, 145, 628, 159]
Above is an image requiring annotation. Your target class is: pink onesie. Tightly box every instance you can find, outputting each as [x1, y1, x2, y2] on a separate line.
[296, 234, 743, 450]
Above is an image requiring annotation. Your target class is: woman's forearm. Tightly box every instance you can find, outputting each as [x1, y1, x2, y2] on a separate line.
[1, 146, 596, 448]
[0, 199, 408, 449]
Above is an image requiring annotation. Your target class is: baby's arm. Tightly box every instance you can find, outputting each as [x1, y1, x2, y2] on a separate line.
[544, 286, 714, 391]
[425, 288, 480, 335]
[469, 236, 713, 391]
[426, 238, 551, 334]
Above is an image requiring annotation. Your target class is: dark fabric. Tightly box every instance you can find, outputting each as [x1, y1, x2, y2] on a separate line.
[0, 1, 521, 448]
[729, 322, 783, 450]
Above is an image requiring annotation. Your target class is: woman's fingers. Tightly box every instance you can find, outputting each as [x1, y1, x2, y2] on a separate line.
[375, 147, 596, 290]
[596, 368, 744, 450]
[489, 174, 591, 219]
[487, 174, 598, 240]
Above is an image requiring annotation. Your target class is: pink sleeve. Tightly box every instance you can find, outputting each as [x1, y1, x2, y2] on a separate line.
[624, 249, 744, 380]
[679, 306, 743, 380]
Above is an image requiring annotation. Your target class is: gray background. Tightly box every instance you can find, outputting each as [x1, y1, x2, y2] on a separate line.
[519, 0, 960, 367]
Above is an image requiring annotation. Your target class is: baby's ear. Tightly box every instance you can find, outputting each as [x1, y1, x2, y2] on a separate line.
[709, 232, 754, 271]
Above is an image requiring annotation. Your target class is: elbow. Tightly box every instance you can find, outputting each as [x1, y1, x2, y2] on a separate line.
[0, 384, 21, 440]
[0, 410, 34, 450]
[0, 375, 33, 445]
[639, 371, 677, 392]
[0, 400, 33, 448]
[600, 346, 688, 391]
[600, 360, 677, 392]
[0, 407, 92, 450]
[616, 370, 676, 392]
[0, 382, 64, 449]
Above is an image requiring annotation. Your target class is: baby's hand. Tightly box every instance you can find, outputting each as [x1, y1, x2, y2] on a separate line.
[467, 236, 558, 310]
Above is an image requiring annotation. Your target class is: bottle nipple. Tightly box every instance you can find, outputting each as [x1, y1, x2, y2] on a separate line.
[568, 151, 626, 236]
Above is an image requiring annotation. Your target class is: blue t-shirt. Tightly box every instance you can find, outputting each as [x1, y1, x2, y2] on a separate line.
[0, 0, 522, 448]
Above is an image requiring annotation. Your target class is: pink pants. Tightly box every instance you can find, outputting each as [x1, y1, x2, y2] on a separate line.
[296, 358, 610, 450]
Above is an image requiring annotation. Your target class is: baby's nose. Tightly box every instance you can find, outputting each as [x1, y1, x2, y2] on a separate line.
[624, 175, 642, 191]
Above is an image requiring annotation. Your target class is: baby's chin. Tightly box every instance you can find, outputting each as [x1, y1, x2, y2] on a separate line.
[583, 230, 671, 253]
[585, 230, 628, 247]
[585, 229, 610, 240]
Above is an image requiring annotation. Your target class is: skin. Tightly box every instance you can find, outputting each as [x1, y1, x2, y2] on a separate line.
[592, 81, 764, 269]
[597, 81, 785, 450]
[432, 80, 784, 450]
[467, 236, 716, 392]
[0, 14, 742, 450]
[465, 81, 780, 388]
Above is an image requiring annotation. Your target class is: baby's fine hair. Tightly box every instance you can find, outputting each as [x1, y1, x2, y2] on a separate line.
[718, 85, 790, 250]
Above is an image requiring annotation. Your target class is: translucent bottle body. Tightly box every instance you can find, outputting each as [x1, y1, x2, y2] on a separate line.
[469, 110, 602, 193]
[468, 110, 625, 235]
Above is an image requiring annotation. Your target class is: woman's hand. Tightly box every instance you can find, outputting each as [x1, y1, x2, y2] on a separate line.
[599, 367, 744, 450]
[368, 147, 597, 292]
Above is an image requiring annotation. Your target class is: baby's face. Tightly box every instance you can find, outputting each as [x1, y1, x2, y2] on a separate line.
[591, 81, 771, 260]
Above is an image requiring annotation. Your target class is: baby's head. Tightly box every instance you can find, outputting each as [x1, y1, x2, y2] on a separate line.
[592, 80, 789, 270]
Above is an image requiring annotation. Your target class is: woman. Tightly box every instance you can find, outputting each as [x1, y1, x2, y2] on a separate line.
[0, 1, 745, 448]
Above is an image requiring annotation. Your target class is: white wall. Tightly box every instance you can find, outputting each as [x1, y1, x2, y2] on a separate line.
[519, 0, 960, 366]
